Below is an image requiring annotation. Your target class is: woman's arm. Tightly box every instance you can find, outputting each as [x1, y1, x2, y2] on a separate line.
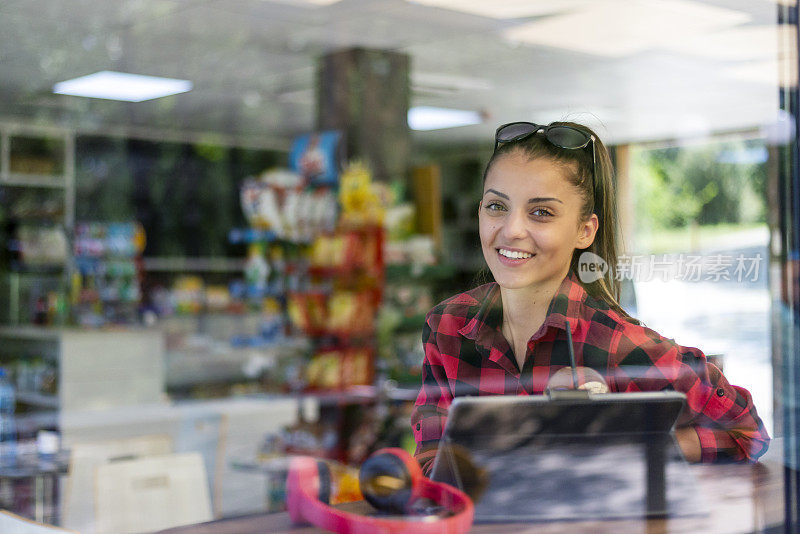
[674, 426, 701, 462]
[411, 313, 454, 475]
[613, 326, 770, 463]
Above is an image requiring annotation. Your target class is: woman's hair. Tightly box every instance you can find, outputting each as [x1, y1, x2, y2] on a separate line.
[482, 121, 631, 319]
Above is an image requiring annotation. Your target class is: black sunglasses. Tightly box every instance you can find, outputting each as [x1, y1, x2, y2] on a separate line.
[494, 121, 596, 184]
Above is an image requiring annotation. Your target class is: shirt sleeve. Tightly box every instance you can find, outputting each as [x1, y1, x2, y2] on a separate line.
[690, 360, 770, 463]
[410, 312, 453, 476]
[612, 330, 770, 463]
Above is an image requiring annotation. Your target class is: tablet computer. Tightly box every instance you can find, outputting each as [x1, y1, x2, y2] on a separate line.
[429, 391, 706, 522]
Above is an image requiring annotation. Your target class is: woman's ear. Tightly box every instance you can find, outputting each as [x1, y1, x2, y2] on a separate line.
[576, 213, 599, 249]
[477, 200, 482, 214]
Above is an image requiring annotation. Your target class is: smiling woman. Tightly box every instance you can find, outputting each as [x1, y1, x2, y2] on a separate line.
[479, 156, 597, 299]
[411, 121, 770, 476]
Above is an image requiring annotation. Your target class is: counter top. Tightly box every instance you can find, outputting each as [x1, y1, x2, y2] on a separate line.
[156, 456, 785, 534]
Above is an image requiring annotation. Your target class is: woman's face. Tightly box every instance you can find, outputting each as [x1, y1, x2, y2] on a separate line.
[479, 151, 598, 292]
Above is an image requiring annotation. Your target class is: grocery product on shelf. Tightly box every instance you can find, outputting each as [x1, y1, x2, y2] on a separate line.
[239, 168, 337, 242]
[288, 131, 342, 187]
[0, 368, 17, 464]
[14, 226, 69, 268]
[338, 161, 388, 227]
[72, 221, 145, 326]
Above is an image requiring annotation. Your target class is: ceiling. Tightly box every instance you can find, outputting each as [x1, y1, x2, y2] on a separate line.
[0, 0, 792, 150]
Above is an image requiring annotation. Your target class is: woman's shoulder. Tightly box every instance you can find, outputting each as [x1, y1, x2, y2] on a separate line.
[426, 283, 497, 319]
[582, 297, 698, 361]
[438, 282, 496, 307]
[581, 292, 659, 341]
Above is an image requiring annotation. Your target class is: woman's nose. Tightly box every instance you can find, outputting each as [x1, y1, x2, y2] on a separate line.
[501, 208, 528, 239]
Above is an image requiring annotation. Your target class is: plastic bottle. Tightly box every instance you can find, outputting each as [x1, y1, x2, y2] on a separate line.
[0, 368, 17, 465]
[244, 243, 270, 299]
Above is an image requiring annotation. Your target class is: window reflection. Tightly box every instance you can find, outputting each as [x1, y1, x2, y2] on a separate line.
[0, 0, 796, 532]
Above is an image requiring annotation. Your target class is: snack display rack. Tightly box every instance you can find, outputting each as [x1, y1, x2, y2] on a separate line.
[0, 126, 74, 327]
[234, 163, 385, 394]
[290, 223, 384, 392]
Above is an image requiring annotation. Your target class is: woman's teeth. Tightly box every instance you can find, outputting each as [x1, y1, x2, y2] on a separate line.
[498, 249, 533, 259]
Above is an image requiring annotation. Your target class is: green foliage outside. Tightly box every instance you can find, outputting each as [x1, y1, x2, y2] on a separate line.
[631, 139, 768, 252]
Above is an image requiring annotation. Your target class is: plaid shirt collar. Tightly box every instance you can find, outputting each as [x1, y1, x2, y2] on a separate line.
[458, 272, 586, 369]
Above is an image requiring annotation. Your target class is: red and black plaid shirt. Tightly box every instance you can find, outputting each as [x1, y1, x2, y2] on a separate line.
[412, 272, 770, 474]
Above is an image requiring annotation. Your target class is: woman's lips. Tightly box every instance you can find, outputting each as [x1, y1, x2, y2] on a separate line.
[496, 248, 535, 266]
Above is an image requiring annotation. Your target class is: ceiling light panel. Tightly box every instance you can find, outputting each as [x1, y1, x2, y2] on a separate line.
[405, 0, 590, 20]
[260, 0, 342, 6]
[663, 24, 794, 61]
[504, 0, 751, 57]
[408, 106, 483, 130]
[53, 71, 193, 102]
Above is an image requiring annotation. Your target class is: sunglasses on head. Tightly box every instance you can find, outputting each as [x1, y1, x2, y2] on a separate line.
[494, 122, 593, 151]
[493, 121, 596, 186]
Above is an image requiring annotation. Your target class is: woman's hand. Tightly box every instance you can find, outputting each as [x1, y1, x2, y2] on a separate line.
[675, 426, 702, 462]
[545, 366, 609, 393]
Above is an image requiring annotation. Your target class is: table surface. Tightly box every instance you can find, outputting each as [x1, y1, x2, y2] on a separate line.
[157, 458, 785, 534]
[0, 450, 70, 478]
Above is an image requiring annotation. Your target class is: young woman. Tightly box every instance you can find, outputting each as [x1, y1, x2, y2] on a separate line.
[412, 121, 770, 475]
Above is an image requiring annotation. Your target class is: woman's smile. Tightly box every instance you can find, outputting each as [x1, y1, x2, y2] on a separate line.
[496, 247, 535, 264]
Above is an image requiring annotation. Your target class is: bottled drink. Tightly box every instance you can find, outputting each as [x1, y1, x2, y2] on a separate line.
[0, 368, 17, 465]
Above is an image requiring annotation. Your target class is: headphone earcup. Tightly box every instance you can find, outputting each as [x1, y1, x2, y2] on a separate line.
[316, 460, 332, 505]
[359, 448, 421, 514]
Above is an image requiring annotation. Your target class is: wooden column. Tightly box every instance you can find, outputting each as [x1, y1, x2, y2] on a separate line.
[614, 144, 634, 253]
[316, 48, 411, 183]
[412, 164, 443, 250]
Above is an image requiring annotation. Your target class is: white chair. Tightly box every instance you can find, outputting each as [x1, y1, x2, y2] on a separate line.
[61, 434, 173, 534]
[94, 452, 212, 534]
[0, 510, 79, 533]
[174, 412, 226, 517]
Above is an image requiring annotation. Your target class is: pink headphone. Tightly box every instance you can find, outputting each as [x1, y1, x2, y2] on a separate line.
[287, 448, 474, 533]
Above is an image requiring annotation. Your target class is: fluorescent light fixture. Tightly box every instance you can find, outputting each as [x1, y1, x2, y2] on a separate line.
[504, 0, 750, 57]
[663, 25, 793, 61]
[408, 106, 482, 131]
[53, 71, 193, 102]
[406, 0, 590, 20]
[263, 0, 341, 5]
[725, 56, 798, 88]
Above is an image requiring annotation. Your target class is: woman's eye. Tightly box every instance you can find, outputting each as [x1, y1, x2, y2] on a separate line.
[530, 208, 553, 217]
[485, 201, 506, 211]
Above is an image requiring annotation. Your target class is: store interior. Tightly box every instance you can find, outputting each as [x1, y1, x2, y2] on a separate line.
[0, 0, 796, 532]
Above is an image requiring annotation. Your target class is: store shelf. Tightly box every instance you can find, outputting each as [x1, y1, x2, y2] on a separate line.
[5, 264, 68, 275]
[16, 391, 58, 409]
[299, 384, 418, 404]
[0, 172, 66, 189]
[229, 228, 315, 245]
[143, 256, 246, 273]
[384, 262, 455, 281]
[0, 325, 62, 341]
[166, 336, 309, 389]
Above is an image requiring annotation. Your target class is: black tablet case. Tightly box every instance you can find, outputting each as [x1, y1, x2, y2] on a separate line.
[429, 392, 706, 522]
